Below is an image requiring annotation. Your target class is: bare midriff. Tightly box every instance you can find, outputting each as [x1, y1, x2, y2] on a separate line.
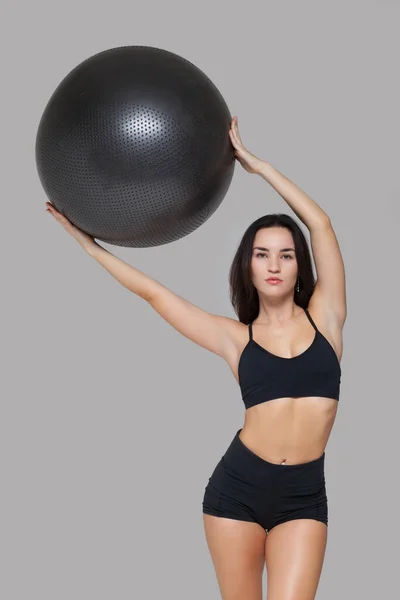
[239, 396, 338, 465]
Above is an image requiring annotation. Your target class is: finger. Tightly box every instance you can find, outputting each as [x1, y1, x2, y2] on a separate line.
[234, 119, 244, 145]
[46, 204, 57, 216]
[232, 128, 245, 151]
[229, 128, 239, 148]
[229, 125, 241, 147]
[230, 135, 242, 154]
[233, 119, 244, 144]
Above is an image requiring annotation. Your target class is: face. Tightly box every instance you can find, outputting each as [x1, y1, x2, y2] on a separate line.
[250, 227, 298, 295]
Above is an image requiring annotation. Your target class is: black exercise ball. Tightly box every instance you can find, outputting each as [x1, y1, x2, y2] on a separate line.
[35, 46, 235, 247]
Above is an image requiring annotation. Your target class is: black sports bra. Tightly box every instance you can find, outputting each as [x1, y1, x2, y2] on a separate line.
[238, 308, 341, 409]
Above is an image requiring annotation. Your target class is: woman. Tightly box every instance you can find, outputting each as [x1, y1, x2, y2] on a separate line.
[46, 116, 346, 600]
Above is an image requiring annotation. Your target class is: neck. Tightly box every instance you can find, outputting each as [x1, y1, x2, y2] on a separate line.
[256, 300, 302, 326]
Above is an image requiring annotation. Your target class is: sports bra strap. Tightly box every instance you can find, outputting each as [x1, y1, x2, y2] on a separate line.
[304, 308, 318, 332]
[248, 323, 253, 340]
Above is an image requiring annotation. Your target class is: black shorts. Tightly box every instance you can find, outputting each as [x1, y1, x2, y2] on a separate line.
[202, 429, 328, 533]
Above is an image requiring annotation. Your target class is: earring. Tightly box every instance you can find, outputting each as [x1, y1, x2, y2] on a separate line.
[296, 276, 300, 293]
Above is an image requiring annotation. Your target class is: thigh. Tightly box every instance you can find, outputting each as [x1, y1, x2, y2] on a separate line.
[265, 519, 328, 600]
[203, 514, 267, 600]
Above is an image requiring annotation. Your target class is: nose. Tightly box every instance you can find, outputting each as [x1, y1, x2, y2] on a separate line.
[268, 262, 281, 273]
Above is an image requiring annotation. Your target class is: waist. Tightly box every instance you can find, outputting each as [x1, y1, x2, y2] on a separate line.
[240, 398, 337, 464]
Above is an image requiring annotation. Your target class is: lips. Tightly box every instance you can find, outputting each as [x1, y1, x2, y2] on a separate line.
[266, 278, 282, 282]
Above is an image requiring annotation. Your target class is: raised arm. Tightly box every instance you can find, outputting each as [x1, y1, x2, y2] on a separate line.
[88, 244, 238, 359]
[229, 117, 347, 325]
[45, 202, 239, 360]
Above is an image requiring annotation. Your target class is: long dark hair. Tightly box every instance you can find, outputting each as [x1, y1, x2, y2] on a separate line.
[229, 214, 316, 324]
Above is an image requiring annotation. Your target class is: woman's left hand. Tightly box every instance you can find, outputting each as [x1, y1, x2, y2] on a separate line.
[229, 116, 265, 175]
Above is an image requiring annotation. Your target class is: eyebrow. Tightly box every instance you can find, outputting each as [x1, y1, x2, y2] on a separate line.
[254, 246, 295, 252]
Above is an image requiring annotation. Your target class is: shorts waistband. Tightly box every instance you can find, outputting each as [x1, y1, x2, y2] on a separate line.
[223, 429, 325, 475]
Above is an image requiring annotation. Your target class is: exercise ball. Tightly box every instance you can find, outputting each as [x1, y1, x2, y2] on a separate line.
[35, 46, 235, 247]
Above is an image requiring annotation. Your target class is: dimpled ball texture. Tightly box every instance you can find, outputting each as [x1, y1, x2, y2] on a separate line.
[35, 46, 235, 247]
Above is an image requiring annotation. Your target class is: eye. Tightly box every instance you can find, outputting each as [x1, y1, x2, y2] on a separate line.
[255, 252, 293, 259]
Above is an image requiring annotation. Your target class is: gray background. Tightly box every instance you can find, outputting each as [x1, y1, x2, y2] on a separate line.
[2, 0, 399, 597]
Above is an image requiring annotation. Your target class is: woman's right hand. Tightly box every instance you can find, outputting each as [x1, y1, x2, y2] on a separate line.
[45, 202, 98, 254]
